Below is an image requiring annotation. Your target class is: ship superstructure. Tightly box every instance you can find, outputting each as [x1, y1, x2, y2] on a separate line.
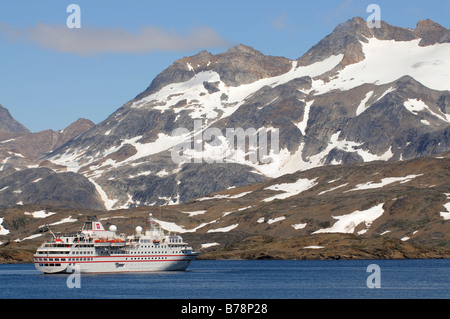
[33, 214, 199, 274]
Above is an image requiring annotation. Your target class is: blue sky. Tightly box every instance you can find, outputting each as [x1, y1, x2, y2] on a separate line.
[0, 0, 449, 132]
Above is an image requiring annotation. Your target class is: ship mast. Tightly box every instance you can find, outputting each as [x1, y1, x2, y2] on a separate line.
[42, 224, 57, 239]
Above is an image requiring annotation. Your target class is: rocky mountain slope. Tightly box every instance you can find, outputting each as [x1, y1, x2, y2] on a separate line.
[1, 152, 448, 262]
[0, 17, 448, 216]
[0, 104, 30, 134]
[31, 17, 450, 210]
[2, 16, 449, 262]
[0, 118, 94, 162]
[0, 115, 97, 209]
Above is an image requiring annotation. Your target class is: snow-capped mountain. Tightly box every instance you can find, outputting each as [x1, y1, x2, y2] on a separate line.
[7, 17, 450, 210]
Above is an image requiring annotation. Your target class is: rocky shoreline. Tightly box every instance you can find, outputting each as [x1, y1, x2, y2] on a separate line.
[197, 234, 450, 260]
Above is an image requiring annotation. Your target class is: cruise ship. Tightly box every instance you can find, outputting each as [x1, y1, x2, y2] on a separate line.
[33, 214, 199, 274]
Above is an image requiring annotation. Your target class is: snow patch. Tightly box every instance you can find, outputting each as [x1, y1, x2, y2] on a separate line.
[180, 210, 207, 217]
[258, 131, 393, 178]
[128, 171, 152, 179]
[312, 38, 450, 94]
[318, 183, 348, 195]
[440, 193, 450, 220]
[345, 174, 421, 192]
[24, 210, 56, 218]
[152, 217, 217, 233]
[313, 203, 384, 234]
[0, 218, 10, 235]
[89, 178, 118, 210]
[292, 223, 307, 230]
[404, 98, 450, 122]
[262, 177, 318, 202]
[201, 242, 220, 249]
[197, 191, 253, 201]
[295, 100, 314, 136]
[14, 233, 43, 242]
[267, 216, 286, 224]
[355, 91, 374, 116]
[156, 169, 169, 177]
[207, 223, 238, 233]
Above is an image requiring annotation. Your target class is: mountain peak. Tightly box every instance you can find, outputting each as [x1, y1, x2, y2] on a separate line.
[336, 17, 449, 46]
[415, 19, 450, 46]
[62, 118, 95, 134]
[0, 104, 30, 134]
[296, 16, 448, 66]
[416, 19, 445, 31]
[223, 44, 263, 56]
[10, 17, 450, 213]
[296, 16, 372, 66]
[135, 44, 291, 100]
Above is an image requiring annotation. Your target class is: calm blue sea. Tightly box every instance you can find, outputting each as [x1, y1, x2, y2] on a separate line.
[0, 259, 449, 299]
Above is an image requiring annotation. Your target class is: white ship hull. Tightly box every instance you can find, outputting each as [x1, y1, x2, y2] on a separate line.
[34, 215, 200, 274]
[35, 254, 199, 274]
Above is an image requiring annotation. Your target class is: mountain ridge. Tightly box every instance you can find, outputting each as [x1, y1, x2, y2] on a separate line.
[135, 43, 293, 101]
[0, 17, 449, 212]
[297, 17, 450, 68]
[38, 16, 450, 210]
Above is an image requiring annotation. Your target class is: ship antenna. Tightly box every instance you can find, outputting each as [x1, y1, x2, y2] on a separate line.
[45, 224, 56, 239]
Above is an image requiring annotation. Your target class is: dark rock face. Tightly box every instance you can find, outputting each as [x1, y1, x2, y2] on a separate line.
[415, 19, 450, 46]
[0, 167, 105, 210]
